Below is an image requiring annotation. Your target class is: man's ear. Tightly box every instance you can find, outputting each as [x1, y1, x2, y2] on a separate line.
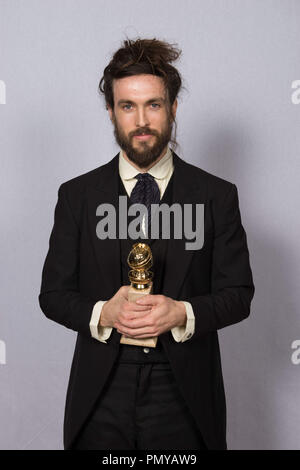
[107, 104, 114, 122]
[171, 98, 178, 121]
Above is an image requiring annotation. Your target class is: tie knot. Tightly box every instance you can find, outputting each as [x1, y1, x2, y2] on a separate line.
[135, 173, 155, 182]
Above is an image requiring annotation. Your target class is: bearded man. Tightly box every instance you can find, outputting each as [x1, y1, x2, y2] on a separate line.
[39, 38, 255, 450]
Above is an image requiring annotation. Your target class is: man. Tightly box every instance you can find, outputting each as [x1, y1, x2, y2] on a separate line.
[39, 38, 255, 450]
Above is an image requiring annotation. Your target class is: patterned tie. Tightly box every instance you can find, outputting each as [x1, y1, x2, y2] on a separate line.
[130, 173, 160, 236]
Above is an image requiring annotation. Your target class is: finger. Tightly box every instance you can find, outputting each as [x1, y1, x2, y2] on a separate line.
[116, 324, 156, 337]
[136, 294, 161, 305]
[126, 301, 151, 311]
[133, 333, 159, 339]
[116, 317, 151, 329]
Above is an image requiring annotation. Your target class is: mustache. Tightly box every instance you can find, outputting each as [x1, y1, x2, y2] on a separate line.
[130, 129, 158, 137]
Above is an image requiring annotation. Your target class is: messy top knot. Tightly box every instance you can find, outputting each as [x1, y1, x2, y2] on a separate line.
[99, 37, 182, 110]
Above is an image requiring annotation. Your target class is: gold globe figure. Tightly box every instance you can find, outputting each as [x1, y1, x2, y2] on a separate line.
[127, 242, 153, 290]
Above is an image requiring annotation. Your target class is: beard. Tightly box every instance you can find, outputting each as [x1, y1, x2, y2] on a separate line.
[111, 113, 173, 169]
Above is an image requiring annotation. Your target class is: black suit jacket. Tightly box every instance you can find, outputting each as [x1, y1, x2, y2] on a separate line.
[39, 150, 255, 450]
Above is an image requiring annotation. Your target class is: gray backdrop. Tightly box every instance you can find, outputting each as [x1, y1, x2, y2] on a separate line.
[1, 0, 299, 450]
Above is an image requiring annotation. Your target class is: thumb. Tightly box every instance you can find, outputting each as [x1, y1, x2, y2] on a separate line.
[121, 285, 131, 297]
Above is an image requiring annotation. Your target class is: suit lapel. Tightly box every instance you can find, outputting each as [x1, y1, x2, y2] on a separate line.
[87, 153, 122, 297]
[162, 151, 205, 299]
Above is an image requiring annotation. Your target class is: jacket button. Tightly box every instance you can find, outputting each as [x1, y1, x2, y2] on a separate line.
[143, 348, 150, 353]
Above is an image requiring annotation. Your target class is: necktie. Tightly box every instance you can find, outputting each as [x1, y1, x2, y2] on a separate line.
[130, 173, 160, 236]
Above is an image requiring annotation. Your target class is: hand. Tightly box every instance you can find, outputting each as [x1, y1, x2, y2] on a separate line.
[99, 285, 151, 330]
[114, 294, 187, 339]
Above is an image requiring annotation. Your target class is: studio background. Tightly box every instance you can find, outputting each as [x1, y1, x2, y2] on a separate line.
[0, 0, 299, 450]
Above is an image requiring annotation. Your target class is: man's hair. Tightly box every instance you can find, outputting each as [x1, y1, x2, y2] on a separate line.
[98, 37, 183, 149]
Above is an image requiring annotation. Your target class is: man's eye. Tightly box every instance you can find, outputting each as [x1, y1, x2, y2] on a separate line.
[122, 103, 160, 110]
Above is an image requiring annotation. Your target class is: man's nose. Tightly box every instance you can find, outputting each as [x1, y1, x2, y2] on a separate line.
[135, 107, 150, 127]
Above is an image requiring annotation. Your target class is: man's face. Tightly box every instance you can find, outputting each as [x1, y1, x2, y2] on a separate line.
[107, 74, 177, 169]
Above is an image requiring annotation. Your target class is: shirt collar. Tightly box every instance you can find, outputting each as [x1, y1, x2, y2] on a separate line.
[119, 146, 173, 181]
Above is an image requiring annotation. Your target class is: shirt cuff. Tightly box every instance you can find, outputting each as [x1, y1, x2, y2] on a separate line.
[89, 300, 113, 343]
[171, 301, 195, 343]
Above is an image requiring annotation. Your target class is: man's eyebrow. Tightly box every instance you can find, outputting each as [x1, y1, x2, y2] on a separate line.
[117, 97, 166, 106]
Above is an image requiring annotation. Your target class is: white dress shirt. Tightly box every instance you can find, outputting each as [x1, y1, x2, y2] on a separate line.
[89, 146, 195, 343]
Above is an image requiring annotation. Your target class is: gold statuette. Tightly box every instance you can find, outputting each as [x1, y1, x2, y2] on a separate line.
[120, 242, 158, 347]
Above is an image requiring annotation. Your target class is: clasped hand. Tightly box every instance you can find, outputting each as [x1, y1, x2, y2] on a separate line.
[114, 289, 187, 339]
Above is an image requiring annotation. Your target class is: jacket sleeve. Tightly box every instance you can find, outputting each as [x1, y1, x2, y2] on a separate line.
[38, 182, 97, 338]
[186, 183, 255, 341]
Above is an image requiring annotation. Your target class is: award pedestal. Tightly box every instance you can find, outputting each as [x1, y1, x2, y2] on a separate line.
[120, 281, 158, 348]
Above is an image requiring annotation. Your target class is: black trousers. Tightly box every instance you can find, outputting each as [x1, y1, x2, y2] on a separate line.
[74, 361, 208, 450]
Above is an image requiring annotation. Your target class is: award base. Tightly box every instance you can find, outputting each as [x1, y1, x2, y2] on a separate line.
[120, 281, 158, 348]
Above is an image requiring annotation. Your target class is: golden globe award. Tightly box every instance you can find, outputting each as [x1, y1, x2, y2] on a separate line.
[120, 242, 158, 348]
